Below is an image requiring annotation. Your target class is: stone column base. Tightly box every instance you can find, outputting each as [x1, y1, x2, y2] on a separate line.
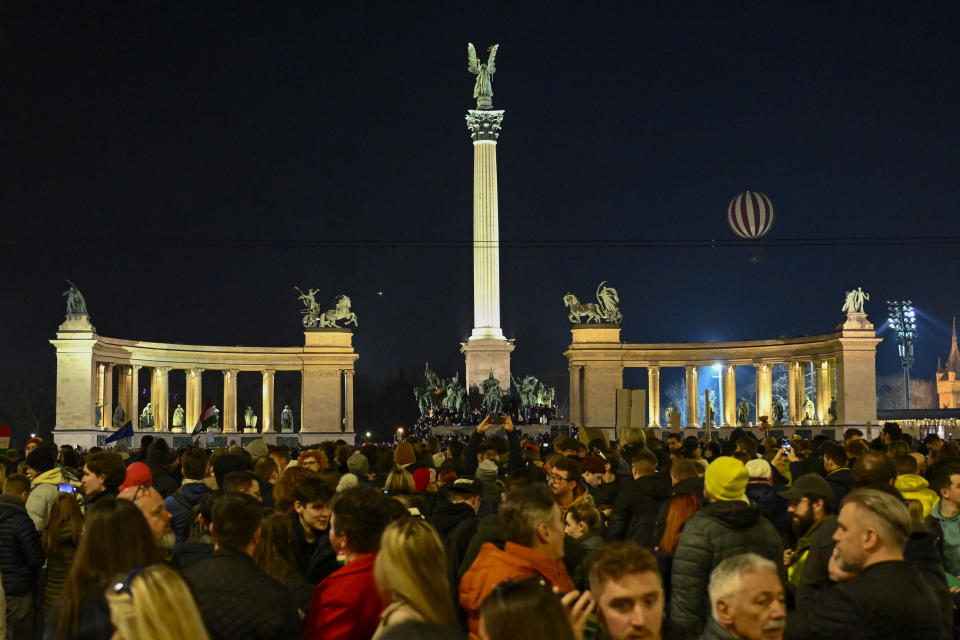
[461, 336, 515, 391]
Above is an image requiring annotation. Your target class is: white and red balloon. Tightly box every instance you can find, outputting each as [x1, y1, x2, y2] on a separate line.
[727, 191, 774, 239]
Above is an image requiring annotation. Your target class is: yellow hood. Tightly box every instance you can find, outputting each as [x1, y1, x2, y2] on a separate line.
[31, 467, 64, 487]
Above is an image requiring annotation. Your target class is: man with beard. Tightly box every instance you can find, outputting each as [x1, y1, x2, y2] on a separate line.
[786, 489, 951, 640]
[119, 483, 176, 551]
[779, 474, 834, 605]
[700, 554, 786, 640]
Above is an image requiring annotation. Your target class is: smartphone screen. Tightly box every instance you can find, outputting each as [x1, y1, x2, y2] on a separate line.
[781, 437, 791, 451]
[57, 483, 77, 493]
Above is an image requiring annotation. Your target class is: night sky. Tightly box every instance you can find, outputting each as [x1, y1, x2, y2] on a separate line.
[2, 3, 959, 437]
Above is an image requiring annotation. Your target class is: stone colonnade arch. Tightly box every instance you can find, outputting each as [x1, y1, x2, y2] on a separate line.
[564, 314, 882, 434]
[50, 315, 356, 447]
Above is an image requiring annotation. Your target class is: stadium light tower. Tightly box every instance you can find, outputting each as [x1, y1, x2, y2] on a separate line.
[887, 300, 917, 410]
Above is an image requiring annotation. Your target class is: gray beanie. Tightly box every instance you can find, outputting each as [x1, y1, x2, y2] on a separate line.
[347, 451, 370, 475]
[476, 459, 499, 484]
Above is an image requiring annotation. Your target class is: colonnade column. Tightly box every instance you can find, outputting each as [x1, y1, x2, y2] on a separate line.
[129, 365, 141, 428]
[828, 360, 837, 421]
[261, 370, 275, 433]
[97, 363, 113, 428]
[816, 360, 830, 424]
[647, 366, 661, 428]
[186, 368, 203, 430]
[786, 362, 800, 424]
[155, 367, 169, 431]
[684, 366, 698, 428]
[223, 369, 238, 433]
[569, 366, 583, 426]
[343, 370, 354, 433]
[756, 363, 772, 424]
[722, 364, 736, 426]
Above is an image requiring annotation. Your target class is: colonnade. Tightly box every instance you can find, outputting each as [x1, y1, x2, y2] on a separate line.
[52, 316, 358, 442]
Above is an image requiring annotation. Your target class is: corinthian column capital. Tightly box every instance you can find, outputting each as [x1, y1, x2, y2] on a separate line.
[466, 109, 505, 141]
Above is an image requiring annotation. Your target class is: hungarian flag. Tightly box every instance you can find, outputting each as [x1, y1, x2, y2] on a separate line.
[193, 402, 217, 434]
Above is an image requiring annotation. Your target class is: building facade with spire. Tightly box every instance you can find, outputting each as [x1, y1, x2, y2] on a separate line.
[937, 318, 960, 408]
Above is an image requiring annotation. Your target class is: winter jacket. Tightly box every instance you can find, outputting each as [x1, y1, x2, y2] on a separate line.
[0, 494, 45, 595]
[787, 514, 836, 596]
[670, 500, 783, 637]
[786, 560, 951, 640]
[305, 552, 385, 640]
[182, 548, 302, 640]
[172, 540, 214, 569]
[825, 468, 853, 505]
[44, 522, 79, 613]
[698, 619, 738, 640]
[605, 473, 672, 546]
[652, 475, 705, 546]
[930, 502, 960, 575]
[745, 481, 791, 547]
[459, 542, 575, 640]
[26, 467, 64, 531]
[430, 500, 480, 594]
[81, 487, 117, 514]
[289, 511, 339, 585]
[164, 481, 212, 544]
[44, 589, 113, 640]
[458, 512, 586, 586]
[895, 473, 940, 519]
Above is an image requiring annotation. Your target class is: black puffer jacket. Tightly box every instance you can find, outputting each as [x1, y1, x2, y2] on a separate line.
[182, 549, 302, 640]
[670, 500, 783, 637]
[0, 494, 45, 595]
[288, 511, 339, 585]
[605, 473, 672, 546]
[786, 561, 950, 640]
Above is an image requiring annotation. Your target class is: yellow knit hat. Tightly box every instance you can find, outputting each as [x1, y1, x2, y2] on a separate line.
[705, 456, 749, 501]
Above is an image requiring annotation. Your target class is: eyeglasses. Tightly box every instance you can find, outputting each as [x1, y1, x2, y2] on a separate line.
[547, 473, 570, 484]
[111, 566, 146, 597]
[130, 484, 152, 503]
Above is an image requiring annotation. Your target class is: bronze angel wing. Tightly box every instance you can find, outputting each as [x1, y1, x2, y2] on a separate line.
[467, 43, 480, 74]
[486, 44, 498, 74]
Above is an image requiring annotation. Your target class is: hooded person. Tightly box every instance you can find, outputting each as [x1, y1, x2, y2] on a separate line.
[145, 439, 179, 498]
[244, 439, 269, 465]
[744, 458, 791, 547]
[669, 456, 784, 637]
[25, 445, 64, 531]
[394, 442, 416, 470]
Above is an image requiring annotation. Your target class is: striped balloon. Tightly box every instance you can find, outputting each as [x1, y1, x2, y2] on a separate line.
[727, 191, 775, 239]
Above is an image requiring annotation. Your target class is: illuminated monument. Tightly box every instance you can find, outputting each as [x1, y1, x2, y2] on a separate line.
[937, 318, 960, 408]
[460, 43, 514, 390]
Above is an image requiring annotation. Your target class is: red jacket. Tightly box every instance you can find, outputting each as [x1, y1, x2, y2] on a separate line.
[305, 552, 386, 640]
[459, 542, 575, 639]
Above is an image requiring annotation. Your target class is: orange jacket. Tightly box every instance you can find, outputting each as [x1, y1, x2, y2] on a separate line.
[459, 541, 575, 639]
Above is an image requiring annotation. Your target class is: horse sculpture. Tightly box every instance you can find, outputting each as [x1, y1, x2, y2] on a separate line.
[319, 295, 358, 327]
[563, 293, 603, 323]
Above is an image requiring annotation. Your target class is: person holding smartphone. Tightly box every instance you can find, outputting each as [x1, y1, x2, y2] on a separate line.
[25, 444, 65, 532]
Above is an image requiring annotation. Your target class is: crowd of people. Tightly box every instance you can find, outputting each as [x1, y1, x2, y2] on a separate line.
[0, 418, 956, 639]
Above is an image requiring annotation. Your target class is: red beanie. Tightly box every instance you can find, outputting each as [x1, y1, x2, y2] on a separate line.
[118, 462, 153, 492]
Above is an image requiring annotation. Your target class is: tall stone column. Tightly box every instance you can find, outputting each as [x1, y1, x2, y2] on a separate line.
[723, 364, 736, 426]
[756, 363, 772, 424]
[786, 362, 800, 424]
[186, 368, 203, 430]
[816, 360, 830, 424]
[684, 366, 698, 428]
[261, 370, 275, 433]
[569, 366, 583, 426]
[98, 363, 114, 428]
[461, 108, 514, 391]
[129, 365, 141, 428]
[343, 370, 355, 433]
[647, 366, 661, 428]
[154, 367, 169, 431]
[223, 369, 238, 433]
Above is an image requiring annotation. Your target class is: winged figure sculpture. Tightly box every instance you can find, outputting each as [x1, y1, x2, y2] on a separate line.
[467, 43, 499, 108]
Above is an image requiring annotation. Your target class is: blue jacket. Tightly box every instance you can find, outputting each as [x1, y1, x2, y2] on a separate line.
[164, 482, 211, 544]
[0, 494, 45, 595]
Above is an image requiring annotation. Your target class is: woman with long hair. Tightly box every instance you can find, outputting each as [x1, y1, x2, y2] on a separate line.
[106, 564, 210, 640]
[42, 494, 85, 614]
[655, 492, 702, 607]
[479, 578, 576, 640]
[372, 518, 456, 638]
[49, 498, 161, 639]
[253, 512, 314, 614]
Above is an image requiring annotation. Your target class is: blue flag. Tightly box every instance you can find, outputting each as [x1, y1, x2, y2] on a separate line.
[105, 420, 133, 444]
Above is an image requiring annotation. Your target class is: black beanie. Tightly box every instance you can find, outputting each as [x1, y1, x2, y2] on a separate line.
[26, 446, 56, 474]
